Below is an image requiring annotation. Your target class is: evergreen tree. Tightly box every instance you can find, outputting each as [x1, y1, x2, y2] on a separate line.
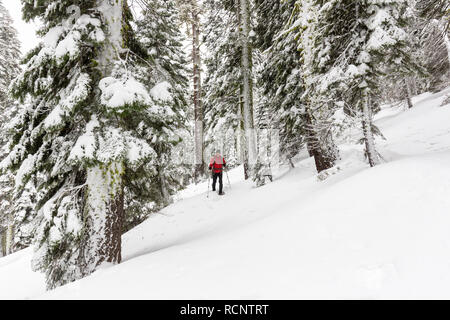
[203, 0, 241, 167]
[289, 0, 339, 173]
[253, 87, 274, 186]
[374, 1, 429, 107]
[0, 0, 20, 109]
[203, 0, 259, 180]
[0, 0, 22, 256]
[415, 0, 450, 91]
[124, 0, 190, 230]
[3, 0, 175, 289]
[177, 0, 205, 182]
[294, 0, 414, 168]
[416, 0, 449, 23]
[254, 0, 305, 170]
[239, 0, 258, 179]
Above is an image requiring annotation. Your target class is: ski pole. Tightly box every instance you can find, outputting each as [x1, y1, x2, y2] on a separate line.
[207, 171, 211, 198]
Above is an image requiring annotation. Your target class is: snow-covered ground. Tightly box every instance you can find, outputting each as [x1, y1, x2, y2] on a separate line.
[1, 88, 450, 299]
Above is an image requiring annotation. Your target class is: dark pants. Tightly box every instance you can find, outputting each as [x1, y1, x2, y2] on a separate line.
[212, 172, 223, 193]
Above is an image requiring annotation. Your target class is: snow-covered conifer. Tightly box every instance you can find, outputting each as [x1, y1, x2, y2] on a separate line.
[289, 0, 339, 173]
[177, 0, 206, 182]
[123, 0, 190, 228]
[414, 0, 449, 91]
[203, 0, 243, 172]
[0, 0, 22, 256]
[203, 0, 259, 180]
[294, 0, 414, 167]
[3, 0, 173, 289]
[254, 0, 305, 168]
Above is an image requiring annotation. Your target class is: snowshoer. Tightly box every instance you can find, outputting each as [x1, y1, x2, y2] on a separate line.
[209, 151, 226, 195]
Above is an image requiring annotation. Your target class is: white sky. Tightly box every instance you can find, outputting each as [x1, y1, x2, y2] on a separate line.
[3, 1, 194, 67]
[2, 1, 143, 55]
[3, 1, 40, 55]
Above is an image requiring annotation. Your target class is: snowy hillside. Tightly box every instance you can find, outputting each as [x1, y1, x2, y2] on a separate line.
[1, 88, 450, 299]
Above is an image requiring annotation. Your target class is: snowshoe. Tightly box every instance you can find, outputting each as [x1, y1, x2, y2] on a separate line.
[218, 191, 225, 196]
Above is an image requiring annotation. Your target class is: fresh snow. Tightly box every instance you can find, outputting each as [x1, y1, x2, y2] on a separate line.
[14, 154, 36, 188]
[150, 81, 172, 102]
[99, 76, 151, 109]
[1, 88, 450, 299]
[43, 73, 91, 130]
[69, 117, 156, 166]
[68, 116, 99, 162]
[0, 248, 45, 299]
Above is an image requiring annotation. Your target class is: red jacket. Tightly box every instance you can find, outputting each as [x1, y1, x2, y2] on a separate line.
[209, 156, 226, 173]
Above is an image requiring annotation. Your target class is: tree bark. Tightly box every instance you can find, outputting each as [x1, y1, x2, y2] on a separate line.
[5, 224, 13, 255]
[83, 162, 124, 273]
[404, 78, 413, 109]
[362, 94, 380, 167]
[0, 231, 5, 257]
[80, 0, 126, 275]
[1, 211, 14, 256]
[158, 164, 170, 206]
[304, 108, 337, 173]
[238, 85, 249, 180]
[235, 1, 249, 180]
[239, 0, 257, 179]
[192, 5, 204, 182]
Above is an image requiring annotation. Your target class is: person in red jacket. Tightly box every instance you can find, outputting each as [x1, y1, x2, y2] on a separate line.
[209, 151, 226, 195]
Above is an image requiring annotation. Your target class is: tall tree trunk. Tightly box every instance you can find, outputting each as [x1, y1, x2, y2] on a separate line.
[1, 210, 14, 255]
[239, 0, 257, 178]
[304, 109, 337, 173]
[192, 6, 204, 182]
[81, 0, 125, 275]
[83, 162, 124, 273]
[361, 94, 380, 167]
[404, 78, 413, 109]
[235, 1, 249, 180]
[158, 165, 170, 206]
[238, 85, 249, 180]
[5, 223, 13, 255]
[411, 77, 418, 96]
[1, 230, 5, 256]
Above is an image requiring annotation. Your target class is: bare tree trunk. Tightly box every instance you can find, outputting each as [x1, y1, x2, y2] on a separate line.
[238, 85, 249, 180]
[404, 78, 413, 109]
[1, 230, 5, 256]
[159, 165, 170, 206]
[239, 0, 257, 179]
[5, 223, 13, 255]
[411, 77, 418, 96]
[362, 94, 380, 167]
[192, 6, 204, 182]
[235, 1, 249, 180]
